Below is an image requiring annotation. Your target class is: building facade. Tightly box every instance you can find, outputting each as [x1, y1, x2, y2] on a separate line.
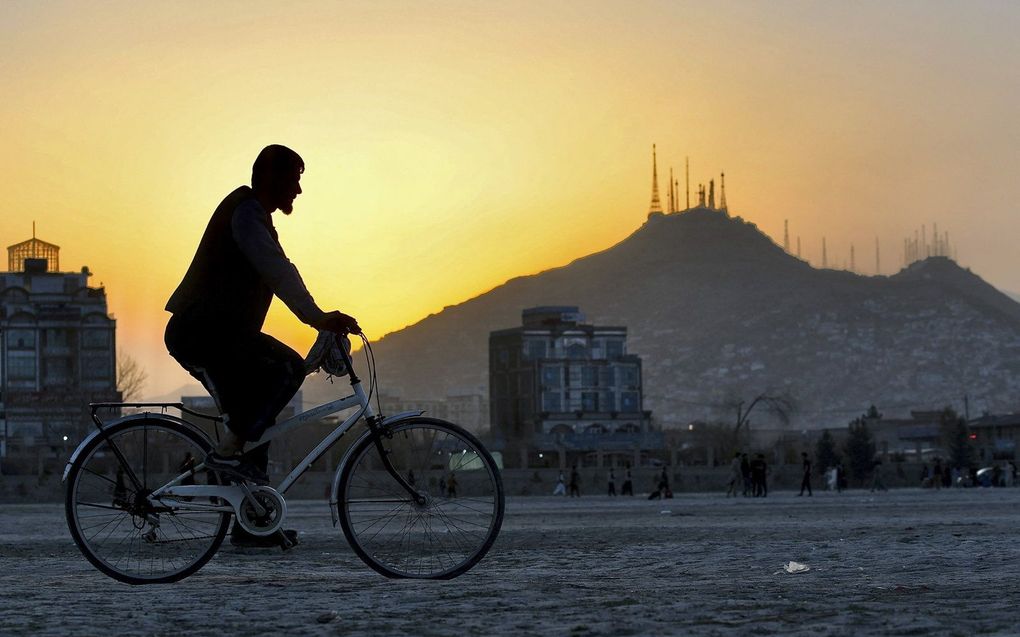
[1, 238, 120, 470]
[489, 306, 659, 468]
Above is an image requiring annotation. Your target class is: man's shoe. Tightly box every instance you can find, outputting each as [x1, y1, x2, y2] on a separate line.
[203, 452, 270, 485]
[230, 527, 299, 549]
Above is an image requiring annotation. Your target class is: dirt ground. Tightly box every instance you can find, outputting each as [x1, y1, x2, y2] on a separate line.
[2, 488, 1019, 636]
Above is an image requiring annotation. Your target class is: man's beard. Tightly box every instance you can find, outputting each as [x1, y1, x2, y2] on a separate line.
[280, 202, 294, 215]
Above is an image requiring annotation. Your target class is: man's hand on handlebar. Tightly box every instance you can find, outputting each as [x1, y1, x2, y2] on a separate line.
[314, 310, 361, 335]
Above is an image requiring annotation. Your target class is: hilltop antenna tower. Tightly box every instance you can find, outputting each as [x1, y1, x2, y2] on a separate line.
[850, 244, 856, 273]
[797, 236, 801, 258]
[875, 236, 880, 274]
[783, 220, 790, 253]
[822, 237, 828, 268]
[648, 144, 663, 217]
[668, 167, 675, 213]
[720, 172, 727, 212]
[685, 157, 690, 210]
[708, 179, 715, 209]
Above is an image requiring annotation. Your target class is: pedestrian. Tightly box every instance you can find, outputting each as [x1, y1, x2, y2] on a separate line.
[751, 453, 768, 497]
[726, 452, 742, 497]
[622, 466, 634, 496]
[836, 462, 847, 492]
[608, 468, 617, 496]
[553, 470, 567, 496]
[870, 459, 888, 492]
[659, 466, 672, 498]
[446, 472, 458, 498]
[741, 453, 752, 496]
[569, 465, 581, 497]
[932, 458, 943, 490]
[798, 452, 812, 496]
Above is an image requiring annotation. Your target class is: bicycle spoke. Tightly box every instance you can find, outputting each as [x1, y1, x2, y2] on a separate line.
[340, 420, 503, 578]
[67, 420, 229, 583]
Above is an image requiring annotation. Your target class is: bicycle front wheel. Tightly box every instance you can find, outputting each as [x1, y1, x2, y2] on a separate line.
[65, 416, 230, 584]
[337, 417, 504, 579]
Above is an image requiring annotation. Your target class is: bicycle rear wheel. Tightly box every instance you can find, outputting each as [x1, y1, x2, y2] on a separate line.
[337, 417, 504, 579]
[65, 416, 230, 584]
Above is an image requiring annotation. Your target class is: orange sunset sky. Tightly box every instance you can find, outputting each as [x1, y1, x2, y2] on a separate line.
[2, 1, 1018, 397]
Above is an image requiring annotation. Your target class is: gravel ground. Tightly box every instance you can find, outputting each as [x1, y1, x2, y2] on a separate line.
[2, 489, 1019, 636]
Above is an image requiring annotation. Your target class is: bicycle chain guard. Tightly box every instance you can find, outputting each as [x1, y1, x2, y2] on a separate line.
[235, 486, 288, 537]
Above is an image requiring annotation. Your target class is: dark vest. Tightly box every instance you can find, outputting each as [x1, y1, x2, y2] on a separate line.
[166, 186, 275, 333]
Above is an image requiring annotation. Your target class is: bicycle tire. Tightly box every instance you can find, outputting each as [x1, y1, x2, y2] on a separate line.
[65, 416, 230, 584]
[337, 417, 504, 579]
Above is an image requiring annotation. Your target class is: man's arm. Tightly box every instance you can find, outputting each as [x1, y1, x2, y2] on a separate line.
[231, 200, 326, 325]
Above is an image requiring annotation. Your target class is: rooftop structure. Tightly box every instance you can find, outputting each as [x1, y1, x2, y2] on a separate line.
[0, 233, 120, 471]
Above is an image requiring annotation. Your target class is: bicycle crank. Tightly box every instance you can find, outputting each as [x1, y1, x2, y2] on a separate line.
[235, 485, 287, 537]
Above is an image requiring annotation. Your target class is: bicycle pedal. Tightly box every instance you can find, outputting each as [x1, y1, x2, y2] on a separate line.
[276, 530, 296, 551]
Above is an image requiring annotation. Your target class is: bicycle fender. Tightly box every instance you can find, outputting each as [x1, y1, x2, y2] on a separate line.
[62, 413, 212, 482]
[328, 410, 424, 526]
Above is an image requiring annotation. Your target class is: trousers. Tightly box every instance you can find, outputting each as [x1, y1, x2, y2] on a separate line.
[164, 313, 305, 448]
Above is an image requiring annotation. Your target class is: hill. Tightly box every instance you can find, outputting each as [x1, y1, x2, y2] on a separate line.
[304, 208, 1020, 428]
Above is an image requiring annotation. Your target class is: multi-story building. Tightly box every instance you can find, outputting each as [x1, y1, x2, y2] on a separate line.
[0, 236, 120, 470]
[489, 306, 659, 468]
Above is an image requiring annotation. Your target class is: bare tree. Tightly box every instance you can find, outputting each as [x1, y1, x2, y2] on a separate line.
[731, 392, 797, 433]
[117, 352, 148, 402]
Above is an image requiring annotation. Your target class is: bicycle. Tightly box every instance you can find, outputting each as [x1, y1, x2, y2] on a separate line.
[63, 331, 505, 584]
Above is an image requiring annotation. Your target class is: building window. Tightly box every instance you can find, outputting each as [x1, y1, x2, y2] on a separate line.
[541, 365, 562, 388]
[525, 339, 547, 360]
[620, 392, 639, 412]
[7, 329, 36, 350]
[542, 391, 561, 412]
[582, 391, 598, 411]
[600, 391, 615, 412]
[43, 357, 72, 386]
[45, 329, 70, 348]
[618, 365, 639, 388]
[81, 329, 111, 349]
[82, 355, 112, 381]
[599, 366, 614, 387]
[8, 354, 37, 381]
[560, 336, 587, 360]
[605, 339, 624, 359]
[581, 366, 597, 387]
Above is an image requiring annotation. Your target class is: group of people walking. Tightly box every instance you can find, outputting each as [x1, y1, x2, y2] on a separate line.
[554, 464, 661, 497]
[726, 452, 771, 497]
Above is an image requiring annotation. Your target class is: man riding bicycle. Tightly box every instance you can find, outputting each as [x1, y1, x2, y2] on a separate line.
[164, 144, 358, 546]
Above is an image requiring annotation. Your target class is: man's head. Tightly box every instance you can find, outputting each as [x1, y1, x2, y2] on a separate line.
[251, 145, 304, 214]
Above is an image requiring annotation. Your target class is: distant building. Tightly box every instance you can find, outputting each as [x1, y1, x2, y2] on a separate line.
[0, 235, 120, 469]
[489, 306, 659, 468]
[375, 392, 489, 433]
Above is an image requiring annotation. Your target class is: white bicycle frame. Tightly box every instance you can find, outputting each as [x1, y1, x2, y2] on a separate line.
[143, 355, 423, 517]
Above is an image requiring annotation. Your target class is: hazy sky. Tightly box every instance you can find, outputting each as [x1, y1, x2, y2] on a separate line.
[2, 1, 1018, 396]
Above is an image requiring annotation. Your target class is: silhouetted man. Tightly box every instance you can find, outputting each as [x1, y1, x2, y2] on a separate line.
[165, 145, 359, 547]
[798, 452, 812, 496]
[751, 453, 768, 497]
